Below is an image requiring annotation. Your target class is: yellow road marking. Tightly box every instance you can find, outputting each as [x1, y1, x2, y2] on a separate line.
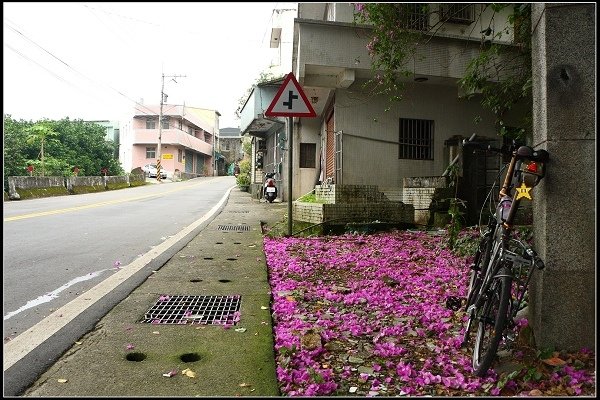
[4, 180, 211, 222]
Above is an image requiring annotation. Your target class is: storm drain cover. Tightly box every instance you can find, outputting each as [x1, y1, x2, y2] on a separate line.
[217, 224, 250, 231]
[141, 295, 241, 325]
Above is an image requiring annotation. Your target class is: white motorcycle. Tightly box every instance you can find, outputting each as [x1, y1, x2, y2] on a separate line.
[263, 172, 278, 203]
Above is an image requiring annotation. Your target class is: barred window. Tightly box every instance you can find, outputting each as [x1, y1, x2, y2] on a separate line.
[440, 4, 474, 24]
[399, 118, 434, 160]
[161, 117, 169, 129]
[146, 119, 156, 129]
[146, 147, 156, 159]
[401, 3, 429, 31]
[300, 143, 316, 168]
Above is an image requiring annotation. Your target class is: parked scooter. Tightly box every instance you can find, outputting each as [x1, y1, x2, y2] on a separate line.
[263, 172, 278, 203]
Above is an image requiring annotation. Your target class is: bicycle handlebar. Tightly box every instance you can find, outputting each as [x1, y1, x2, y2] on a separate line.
[463, 135, 549, 163]
[462, 135, 508, 155]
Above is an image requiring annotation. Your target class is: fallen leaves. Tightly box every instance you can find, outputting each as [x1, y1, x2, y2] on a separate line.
[182, 368, 197, 378]
[264, 231, 597, 397]
[542, 357, 567, 367]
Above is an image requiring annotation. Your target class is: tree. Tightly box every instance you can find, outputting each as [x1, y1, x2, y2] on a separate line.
[235, 70, 285, 120]
[3, 115, 33, 188]
[26, 121, 58, 176]
[353, 3, 532, 141]
[3, 116, 123, 187]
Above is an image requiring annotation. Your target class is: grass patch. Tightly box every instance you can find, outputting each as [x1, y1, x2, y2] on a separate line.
[296, 192, 326, 204]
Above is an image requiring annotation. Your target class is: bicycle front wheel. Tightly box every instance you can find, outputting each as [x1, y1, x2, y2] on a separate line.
[466, 233, 493, 310]
[472, 266, 511, 377]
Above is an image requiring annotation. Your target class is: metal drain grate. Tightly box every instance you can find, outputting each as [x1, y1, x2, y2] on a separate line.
[217, 224, 250, 231]
[141, 295, 241, 325]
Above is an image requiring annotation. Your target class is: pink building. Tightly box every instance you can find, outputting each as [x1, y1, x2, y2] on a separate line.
[119, 104, 220, 178]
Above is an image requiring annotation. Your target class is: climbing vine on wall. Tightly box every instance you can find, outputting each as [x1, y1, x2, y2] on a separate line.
[353, 3, 532, 141]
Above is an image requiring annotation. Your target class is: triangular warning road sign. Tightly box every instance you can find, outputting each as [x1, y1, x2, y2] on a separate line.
[265, 72, 316, 117]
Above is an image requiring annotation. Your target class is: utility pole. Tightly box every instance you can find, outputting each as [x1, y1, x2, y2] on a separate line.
[157, 73, 186, 181]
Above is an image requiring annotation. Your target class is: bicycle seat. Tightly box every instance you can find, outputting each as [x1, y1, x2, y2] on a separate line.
[517, 146, 549, 162]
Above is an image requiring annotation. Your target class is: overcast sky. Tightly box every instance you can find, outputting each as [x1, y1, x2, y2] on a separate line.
[3, 2, 296, 128]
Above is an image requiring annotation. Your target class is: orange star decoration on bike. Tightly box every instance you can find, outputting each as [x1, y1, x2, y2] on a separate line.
[515, 182, 532, 200]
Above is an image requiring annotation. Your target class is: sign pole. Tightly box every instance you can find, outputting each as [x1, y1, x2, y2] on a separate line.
[263, 72, 317, 237]
[287, 116, 293, 236]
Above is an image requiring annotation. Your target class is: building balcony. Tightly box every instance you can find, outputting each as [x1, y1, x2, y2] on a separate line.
[132, 129, 213, 156]
[239, 84, 285, 138]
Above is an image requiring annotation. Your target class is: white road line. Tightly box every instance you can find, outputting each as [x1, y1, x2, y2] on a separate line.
[4, 269, 110, 321]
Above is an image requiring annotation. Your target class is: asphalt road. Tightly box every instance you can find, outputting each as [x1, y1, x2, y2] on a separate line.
[3, 176, 236, 341]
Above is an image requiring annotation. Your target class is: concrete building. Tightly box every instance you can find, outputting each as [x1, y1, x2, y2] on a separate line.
[119, 105, 220, 178]
[241, 3, 527, 221]
[218, 127, 244, 175]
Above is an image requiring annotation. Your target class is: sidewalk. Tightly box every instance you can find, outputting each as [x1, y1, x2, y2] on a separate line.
[21, 188, 287, 397]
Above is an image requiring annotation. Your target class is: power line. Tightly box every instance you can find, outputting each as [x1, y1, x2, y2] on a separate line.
[4, 18, 161, 118]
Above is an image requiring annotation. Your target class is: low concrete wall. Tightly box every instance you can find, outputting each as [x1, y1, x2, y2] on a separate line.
[293, 201, 415, 225]
[66, 176, 106, 195]
[8, 176, 68, 200]
[403, 176, 448, 225]
[295, 184, 415, 225]
[7, 174, 148, 200]
[315, 184, 388, 204]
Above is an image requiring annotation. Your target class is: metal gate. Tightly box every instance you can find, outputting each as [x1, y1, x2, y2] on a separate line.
[335, 130, 343, 184]
[185, 150, 194, 173]
[325, 112, 335, 183]
[459, 141, 503, 225]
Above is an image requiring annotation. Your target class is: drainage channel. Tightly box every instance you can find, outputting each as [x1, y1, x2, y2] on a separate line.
[217, 224, 250, 232]
[140, 295, 241, 325]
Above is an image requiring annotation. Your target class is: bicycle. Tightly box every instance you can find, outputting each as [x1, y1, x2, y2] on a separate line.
[458, 134, 549, 377]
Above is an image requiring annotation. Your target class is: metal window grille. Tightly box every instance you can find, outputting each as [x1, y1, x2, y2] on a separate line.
[146, 119, 156, 129]
[401, 3, 429, 31]
[440, 4, 474, 24]
[399, 118, 434, 160]
[146, 147, 156, 159]
[161, 117, 169, 129]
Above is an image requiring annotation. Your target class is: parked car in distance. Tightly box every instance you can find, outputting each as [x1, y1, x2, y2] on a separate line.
[142, 163, 168, 179]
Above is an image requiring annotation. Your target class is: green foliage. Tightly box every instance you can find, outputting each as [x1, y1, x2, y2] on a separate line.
[354, 3, 533, 138]
[3, 115, 124, 192]
[235, 70, 286, 120]
[242, 136, 252, 157]
[537, 346, 555, 360]
[447, 198, 467, 250]
[236, 158, 251, 187]
[353, 3, 423, 102]
[236, 174, 251, 187]
[26, 157, 72, 177]
[26, 121, 59, 176]
[459, 4, 532, 140]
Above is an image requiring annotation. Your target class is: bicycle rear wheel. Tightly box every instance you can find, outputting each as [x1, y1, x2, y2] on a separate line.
[472, 266, 511, 377]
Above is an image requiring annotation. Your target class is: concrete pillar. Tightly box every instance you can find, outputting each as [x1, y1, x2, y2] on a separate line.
[530, 3, 596, 351]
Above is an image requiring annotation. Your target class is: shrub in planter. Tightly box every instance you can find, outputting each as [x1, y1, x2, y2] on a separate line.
[236, 174, 250, 189]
